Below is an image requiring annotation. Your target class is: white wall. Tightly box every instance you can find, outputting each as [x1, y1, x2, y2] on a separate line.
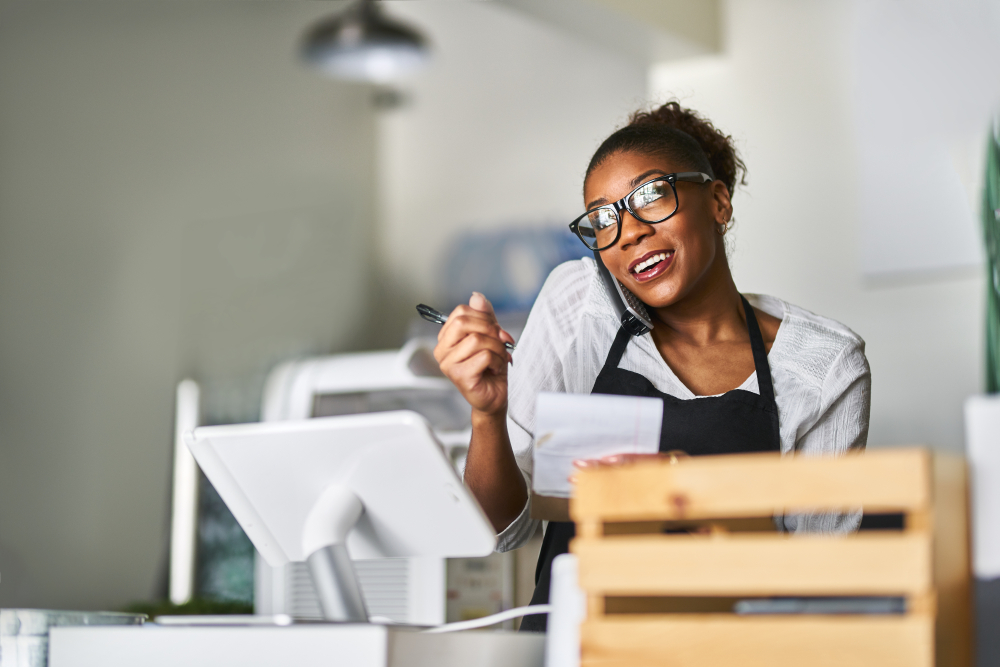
[649, 0, 984, 451]
[374, 0, 648, 337]
[0, 1, 377, 609]
[853, 1, 998, 277]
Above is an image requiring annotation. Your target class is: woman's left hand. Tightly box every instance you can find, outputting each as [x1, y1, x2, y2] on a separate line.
[568, 451, 687, 484]
[572, 453, 664, 469]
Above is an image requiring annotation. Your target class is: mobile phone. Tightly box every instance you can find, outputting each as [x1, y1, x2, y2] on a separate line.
[593, 250, 654, 336]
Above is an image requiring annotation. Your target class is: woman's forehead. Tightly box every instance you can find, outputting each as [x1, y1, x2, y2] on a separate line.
[584, 151, 680, 202]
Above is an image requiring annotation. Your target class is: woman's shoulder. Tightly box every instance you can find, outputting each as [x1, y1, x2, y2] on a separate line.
[509, 258, 616, 399]
[518, 257, 620, 364]
[540, 256, 597, 294]
[534, 256, 615, 321]
[746, 294, 869, 388]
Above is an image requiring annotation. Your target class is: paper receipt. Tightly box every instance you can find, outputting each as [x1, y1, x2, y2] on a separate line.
[531, 392, 664, 498]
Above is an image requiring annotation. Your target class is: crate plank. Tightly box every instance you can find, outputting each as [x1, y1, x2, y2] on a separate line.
[573, 533, 932, 596]
[571, 449, 930, 522]
[581, 615, 933, 667]
[931, 454, 972, 667]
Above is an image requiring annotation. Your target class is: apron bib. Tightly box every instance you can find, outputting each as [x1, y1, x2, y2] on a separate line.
[520, 295, 781, 632]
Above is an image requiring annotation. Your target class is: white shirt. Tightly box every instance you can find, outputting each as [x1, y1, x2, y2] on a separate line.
[496, 257, 872, 551]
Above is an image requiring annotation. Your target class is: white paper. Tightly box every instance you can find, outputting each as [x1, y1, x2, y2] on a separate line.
[532, 392, 663, 498]
[965, 395, 1000, 578]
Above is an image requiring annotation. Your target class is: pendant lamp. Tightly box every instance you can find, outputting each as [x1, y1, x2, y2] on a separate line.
[301, 0, 429, 83]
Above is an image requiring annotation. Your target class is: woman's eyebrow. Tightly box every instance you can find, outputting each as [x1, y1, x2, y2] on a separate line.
[630, 169, 667, 188]
[586, 169, 668, 210]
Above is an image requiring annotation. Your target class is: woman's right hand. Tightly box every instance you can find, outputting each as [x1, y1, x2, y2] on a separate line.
[434, 292, 515, 418]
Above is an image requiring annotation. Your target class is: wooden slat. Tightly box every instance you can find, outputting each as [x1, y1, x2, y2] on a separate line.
[931, 454, 973, 667]
[581, 615, 933, 667]
[602, 517, 779, 535]
[572, 533, 931, 596]
[571, 449, 930, 522]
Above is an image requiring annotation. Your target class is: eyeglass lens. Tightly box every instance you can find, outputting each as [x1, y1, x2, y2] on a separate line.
[576, 180, 677, 250]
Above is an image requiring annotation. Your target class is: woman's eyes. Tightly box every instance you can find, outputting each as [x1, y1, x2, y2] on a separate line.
[632, 187, 665, 208]
[592, 209, 617, 229]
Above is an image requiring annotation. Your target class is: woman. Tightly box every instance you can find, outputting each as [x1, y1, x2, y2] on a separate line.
[433, 102, 871, 632]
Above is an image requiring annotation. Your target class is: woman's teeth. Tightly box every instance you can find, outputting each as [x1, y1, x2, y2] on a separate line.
[633, 252, 670, 274]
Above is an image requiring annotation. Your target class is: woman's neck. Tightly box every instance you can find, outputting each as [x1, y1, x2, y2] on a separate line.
[650, 265, 746, 348]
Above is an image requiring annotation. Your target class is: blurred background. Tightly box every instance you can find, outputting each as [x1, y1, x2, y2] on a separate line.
[0, 0, 995, 617]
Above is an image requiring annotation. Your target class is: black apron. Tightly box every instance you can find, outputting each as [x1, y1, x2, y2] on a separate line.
[520, 295, 781, 632]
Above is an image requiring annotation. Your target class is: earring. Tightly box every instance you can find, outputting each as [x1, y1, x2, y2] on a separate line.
[717, 218, 731, 236]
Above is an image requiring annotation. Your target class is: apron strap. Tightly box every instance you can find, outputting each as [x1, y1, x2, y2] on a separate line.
[593, 324, 632, 389]
[740, 295, 775, 404]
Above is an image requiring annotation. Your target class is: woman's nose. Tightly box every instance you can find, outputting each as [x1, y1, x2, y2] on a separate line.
[617, 210, 653, 249]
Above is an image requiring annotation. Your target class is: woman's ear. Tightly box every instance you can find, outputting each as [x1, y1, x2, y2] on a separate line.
[711, 180, 734, 225]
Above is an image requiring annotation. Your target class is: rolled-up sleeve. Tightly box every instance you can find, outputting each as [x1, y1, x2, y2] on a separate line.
[495, 414, 539, 552]
[786, 342, 871, 534]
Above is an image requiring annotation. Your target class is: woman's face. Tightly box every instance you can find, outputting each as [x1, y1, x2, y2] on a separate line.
[583, 150, 732, 309]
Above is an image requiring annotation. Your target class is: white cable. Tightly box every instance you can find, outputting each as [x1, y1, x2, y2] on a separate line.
[422, 605, 552, 633]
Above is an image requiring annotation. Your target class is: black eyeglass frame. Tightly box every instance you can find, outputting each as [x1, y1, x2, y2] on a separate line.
[568, 171, 714, 251]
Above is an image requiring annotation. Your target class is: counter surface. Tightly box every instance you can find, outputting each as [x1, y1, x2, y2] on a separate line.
[48, 624, 545, 667]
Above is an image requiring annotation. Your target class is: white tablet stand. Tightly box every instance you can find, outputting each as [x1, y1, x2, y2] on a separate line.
[185, 411, 496, 622]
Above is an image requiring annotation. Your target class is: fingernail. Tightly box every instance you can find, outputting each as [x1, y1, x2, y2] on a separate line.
[574, 460, 588, 468]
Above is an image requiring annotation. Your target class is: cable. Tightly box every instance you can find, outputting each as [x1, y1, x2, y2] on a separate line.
[422, 605, 552, 633]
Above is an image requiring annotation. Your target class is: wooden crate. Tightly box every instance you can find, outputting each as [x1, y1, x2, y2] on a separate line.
[569, 449, 972, 667]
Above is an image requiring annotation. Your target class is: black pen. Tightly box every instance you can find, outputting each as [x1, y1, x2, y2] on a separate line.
[416, 304, 516, 351]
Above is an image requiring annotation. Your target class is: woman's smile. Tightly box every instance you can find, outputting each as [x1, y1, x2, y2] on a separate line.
[628, 249, 674, 282]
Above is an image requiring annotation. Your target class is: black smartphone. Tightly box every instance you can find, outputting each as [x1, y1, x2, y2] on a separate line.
[593, 251, 654, 336]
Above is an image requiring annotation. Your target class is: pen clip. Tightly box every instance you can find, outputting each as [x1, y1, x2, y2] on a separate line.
[416, 304, 448, 325]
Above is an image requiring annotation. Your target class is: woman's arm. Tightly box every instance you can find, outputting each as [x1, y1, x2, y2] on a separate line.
[436, 261, 596, 539]
[433, 293, 525, 532]
[464, 411, 527, 533]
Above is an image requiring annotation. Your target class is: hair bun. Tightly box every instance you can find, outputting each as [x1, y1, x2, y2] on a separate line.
[590, 100, 746, 196]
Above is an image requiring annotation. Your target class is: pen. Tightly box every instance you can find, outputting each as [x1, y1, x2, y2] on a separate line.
[416, 304, 516, 351]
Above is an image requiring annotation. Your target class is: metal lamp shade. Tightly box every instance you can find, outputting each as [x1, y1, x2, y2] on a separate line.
[302, 1, 429, 83]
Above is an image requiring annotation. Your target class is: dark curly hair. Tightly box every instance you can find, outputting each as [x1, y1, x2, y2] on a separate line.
[586, 101, 747, 196]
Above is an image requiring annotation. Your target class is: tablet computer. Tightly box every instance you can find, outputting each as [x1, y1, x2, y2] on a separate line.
[185, 410, 496, 566]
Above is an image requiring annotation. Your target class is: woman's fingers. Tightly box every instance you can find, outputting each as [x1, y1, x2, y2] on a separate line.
[462, 348, 507, 378]
[436, 312, 505, 353]
[430, 293, 512, 415]
[571, 453, 665, 470]
[599, 453, 663, 465]
[442, 331, 510, 368]
[470, 293, 517, 345]
[469, 291, 493, 315]
[449, 349, 508, 394]
[436, 309, 511, 369]
[435, 297, 515, 356]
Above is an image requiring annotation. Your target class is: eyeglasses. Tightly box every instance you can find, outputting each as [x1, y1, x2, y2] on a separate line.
[568, 172, 713, 251]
